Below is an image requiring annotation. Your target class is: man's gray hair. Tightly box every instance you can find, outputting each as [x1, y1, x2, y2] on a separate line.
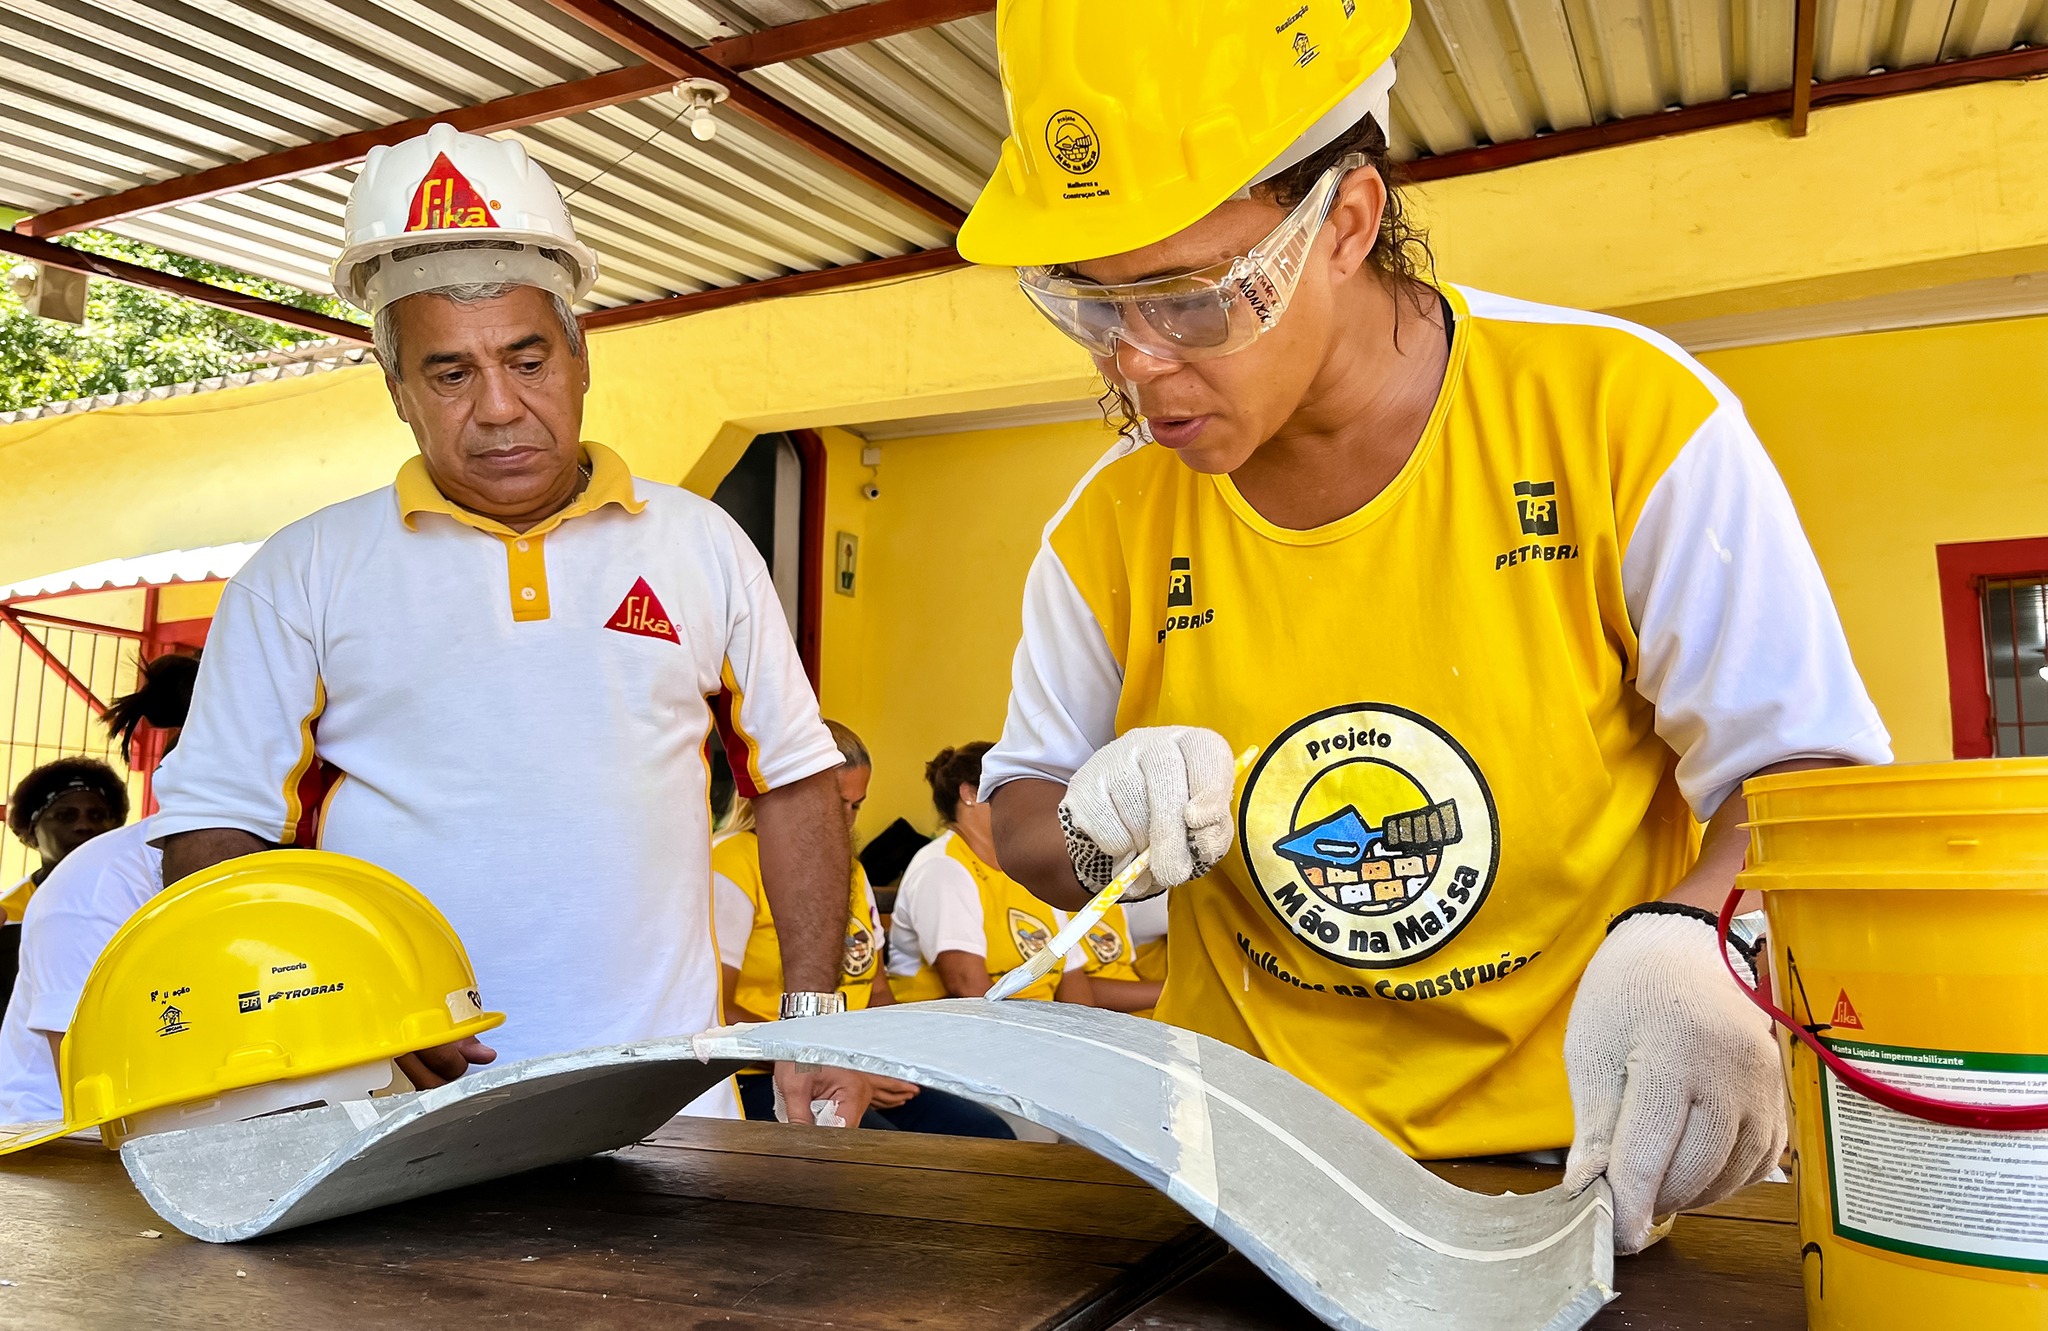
[369, 241, 585, 374]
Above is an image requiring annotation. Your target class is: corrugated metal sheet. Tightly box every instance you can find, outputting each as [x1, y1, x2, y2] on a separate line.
[0, 0, 2037, 311]
[0, 541, 260, 602]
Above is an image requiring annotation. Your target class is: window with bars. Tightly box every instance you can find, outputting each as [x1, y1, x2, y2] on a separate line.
[0, 617, 142, 888]
[1980, 578, 2048, 756]
[1937, 537, 2048, 759]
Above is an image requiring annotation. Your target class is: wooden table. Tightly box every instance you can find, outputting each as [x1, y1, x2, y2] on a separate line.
[1115, 1159, 1806, 1331]
[0, 1119, 1803, 1329]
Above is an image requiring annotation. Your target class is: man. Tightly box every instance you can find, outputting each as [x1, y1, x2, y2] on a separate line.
[966, 0, 1888, 1250]
[1, 758, 127, 1023]
[151, 124, 866, 1123]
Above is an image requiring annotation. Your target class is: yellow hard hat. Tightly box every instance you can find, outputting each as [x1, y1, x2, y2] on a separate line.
[959, 0, 1410, 267]
[0, 850, 502, 1154]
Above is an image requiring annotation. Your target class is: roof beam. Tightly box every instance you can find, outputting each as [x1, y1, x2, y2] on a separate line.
[0, 228, 368, 343]
[539, 0, 966, 229]
[1789, 0, 1820, 137]
[1406, 44, 2048, 182]
[702, 0, 992, 68]
[578, 246, 964, 332]
[18, 0, 984, 241]
[17, 66, 673, 240]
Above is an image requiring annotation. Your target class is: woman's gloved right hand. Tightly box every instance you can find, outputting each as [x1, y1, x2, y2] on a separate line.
[1057, 725, 1237, 900]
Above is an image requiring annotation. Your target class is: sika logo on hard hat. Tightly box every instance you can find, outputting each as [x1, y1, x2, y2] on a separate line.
[405, 154, 500, 234]
[1240, 704, 1498, 972]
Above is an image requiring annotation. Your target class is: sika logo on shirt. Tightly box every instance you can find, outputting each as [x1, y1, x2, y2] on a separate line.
[605, 577, 680, 644]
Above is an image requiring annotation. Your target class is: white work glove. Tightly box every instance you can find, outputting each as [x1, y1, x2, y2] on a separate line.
[1058, 726, 1236, 901]
[1562, 905, 1784, 1254]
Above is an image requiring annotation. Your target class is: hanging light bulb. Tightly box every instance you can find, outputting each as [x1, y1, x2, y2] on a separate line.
[676, 78, 730, 143]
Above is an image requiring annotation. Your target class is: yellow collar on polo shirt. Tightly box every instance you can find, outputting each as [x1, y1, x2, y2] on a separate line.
[396, 442, 646, 538]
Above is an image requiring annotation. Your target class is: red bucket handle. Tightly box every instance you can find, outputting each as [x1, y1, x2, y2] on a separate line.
[1717, 887, 2048, 1132]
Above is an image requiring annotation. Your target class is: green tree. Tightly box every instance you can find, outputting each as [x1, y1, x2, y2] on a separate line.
[0, 217, 362, 414]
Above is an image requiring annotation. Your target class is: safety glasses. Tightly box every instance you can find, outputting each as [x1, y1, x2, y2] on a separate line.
[1016, 155, 1363, 364]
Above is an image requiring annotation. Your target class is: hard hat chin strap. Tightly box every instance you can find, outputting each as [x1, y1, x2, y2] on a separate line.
[360, 244, 579, 314]
[1233, 58, 1399, 201]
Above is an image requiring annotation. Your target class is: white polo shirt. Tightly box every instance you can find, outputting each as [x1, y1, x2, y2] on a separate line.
[152, 444, 843, 1074]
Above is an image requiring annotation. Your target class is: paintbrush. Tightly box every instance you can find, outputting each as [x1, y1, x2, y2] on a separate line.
[986, 746, 1258, 1002]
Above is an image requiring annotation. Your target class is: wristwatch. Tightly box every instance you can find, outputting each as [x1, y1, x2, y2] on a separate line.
[778, 991, 848, 1020]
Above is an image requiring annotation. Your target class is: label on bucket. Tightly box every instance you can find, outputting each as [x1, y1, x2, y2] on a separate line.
[1820, 1039, 2048, 1274]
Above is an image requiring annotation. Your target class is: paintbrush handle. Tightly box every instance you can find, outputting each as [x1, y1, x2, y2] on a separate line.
[985, 746, 1260, 1003]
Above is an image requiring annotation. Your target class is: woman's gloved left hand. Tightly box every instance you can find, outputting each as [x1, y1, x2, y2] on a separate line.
[1562, 904, 1785, 1253]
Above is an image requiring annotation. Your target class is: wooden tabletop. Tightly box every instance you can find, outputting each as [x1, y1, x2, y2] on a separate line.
[0, 1118, 1802, 1330]
[1113, 1159, 1806, 1331]
[0, 1116, 1219, 1330]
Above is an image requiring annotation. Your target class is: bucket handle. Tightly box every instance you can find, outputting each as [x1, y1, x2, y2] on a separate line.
[1716, 887, 2048, 1132]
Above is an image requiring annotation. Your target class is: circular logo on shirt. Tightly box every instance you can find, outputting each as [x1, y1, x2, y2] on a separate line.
[1240, 703, 1498, 969]
[1044, 109, 1100, 177]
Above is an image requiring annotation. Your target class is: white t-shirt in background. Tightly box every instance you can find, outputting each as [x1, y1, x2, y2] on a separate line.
[886, 832, 1084, 977]
[0, 819, 163, 1123]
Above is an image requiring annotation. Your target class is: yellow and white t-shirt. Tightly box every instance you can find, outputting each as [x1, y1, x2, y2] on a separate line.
[711, 829, 883, 1023]
[1125, 896, 1169, 983]
[0, 875, 34, 924]
[153, 443, 844, 1079]
[983, 287, 1890, 1158]
[886, 829, 1084, 1002]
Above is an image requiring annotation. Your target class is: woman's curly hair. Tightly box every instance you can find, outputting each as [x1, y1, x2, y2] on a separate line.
[1098, 111, 1436, 436]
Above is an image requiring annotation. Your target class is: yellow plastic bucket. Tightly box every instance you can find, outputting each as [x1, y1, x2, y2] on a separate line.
[1736, 759, 2048, 1331]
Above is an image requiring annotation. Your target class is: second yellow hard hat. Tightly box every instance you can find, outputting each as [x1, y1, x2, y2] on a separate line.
[959, 0, 1411, 267]
[0, 850, 502, 1154]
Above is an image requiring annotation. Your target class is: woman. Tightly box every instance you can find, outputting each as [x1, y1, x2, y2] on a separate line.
[877, 744, 1086, 1008]
[713, 722, 1011, 1137]
[966, 1, 1889, 1252]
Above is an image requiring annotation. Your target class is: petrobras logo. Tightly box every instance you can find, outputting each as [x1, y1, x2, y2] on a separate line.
[406, 153, 502, 233]
[1240, 703, 1499, 969]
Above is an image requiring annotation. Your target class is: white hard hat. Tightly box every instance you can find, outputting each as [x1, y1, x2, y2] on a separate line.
[333, 123, 599, 313]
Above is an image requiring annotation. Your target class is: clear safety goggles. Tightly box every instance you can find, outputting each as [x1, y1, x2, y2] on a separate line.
[1016, 154, 1364, 364]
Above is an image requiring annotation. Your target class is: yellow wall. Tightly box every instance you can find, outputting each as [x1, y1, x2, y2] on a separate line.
[1701, 314, 2048, 763]
[815, 419, 1118, 841]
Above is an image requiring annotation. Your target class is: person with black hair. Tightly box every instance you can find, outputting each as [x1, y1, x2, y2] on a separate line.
[1, 757, 127, 926]
[0, 653, 192, 1124]
[888, 743, 1159, 1013]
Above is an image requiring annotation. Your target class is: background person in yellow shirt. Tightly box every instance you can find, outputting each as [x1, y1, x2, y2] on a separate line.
[968, 0, 1889, 1252]
[888, 743, 1094, 1004]
[713, 721, 1013, 1138]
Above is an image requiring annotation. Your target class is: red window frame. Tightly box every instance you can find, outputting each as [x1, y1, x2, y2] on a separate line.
[1936, 536, 2048, 758]
[790, 429, 826, 693]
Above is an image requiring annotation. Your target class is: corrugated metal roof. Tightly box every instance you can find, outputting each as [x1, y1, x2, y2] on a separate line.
[0, 0, 2037, 313]
[0, 542, 261, 603]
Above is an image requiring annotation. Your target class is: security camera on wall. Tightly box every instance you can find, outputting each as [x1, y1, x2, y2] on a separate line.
[861, 482, 881, 501]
